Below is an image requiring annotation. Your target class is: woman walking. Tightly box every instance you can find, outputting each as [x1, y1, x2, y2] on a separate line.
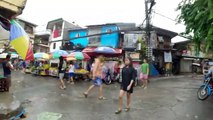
[115, 57, 136, 114]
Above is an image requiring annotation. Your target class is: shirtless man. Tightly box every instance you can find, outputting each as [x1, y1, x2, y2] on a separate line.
[83, 55, 106, 100]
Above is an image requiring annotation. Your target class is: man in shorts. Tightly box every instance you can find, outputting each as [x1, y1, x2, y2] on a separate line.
[2, 54, 14, 91]
[83, 55, 106, 100]
[140, 59, 149, 89]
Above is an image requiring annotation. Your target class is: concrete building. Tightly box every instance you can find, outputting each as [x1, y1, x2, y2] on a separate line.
[34, 30, 51, 53]
[47, 18, 81, 52]
[123, 26, 178, 75]
[173, 40, 213, 73]
[67, 23, 136, 50]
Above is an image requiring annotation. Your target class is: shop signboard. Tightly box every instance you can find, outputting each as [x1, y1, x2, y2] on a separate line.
[123, 34, 145, 49]
[125, 52, 140, 61]
[164, 51, 172, 62]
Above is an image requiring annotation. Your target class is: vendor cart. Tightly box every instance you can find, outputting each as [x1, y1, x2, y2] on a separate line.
[74, 69, 90, 81]
[49, 59, 59, 77]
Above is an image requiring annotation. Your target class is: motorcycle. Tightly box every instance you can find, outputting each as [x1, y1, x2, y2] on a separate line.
[102, 68, 112, 85]
[197, 74, 213, 100]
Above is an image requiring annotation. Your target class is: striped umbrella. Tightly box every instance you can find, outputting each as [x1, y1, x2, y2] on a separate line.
[50, 50, 68, 59]
[9, 19, 34, 61]
[66, 52, 90, 61]
[0, 53, 18, 59]
[34, 53, 49, 59]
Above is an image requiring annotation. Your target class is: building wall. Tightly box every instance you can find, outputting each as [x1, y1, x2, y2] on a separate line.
[100, 25, 119, 48]
[84, 25, 120, 48]
[88, 26, 102, 47]
[34, 45, 49, 53]
[69, 30, 88, 47]
[180, 59, 192, 73]
[174, 41, 213, 59]
[49, 21, 64, 52]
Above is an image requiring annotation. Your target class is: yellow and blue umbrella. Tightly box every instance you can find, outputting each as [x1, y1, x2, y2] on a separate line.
[9, 19, 34, 61]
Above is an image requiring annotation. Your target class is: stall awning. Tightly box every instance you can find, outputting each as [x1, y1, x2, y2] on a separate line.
[82, 47, 123, 57]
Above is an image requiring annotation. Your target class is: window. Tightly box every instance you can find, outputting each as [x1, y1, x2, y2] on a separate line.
[106, 29, 112, 33]
[158, 36, 164, 43]
[75, 33, 80, 37]
[53, 22, 63, 38]
[24, 25, 33, 34]
[53, 43, 56, 49]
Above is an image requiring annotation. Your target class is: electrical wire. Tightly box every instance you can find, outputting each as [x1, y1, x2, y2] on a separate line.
[152, 10, 185, 26]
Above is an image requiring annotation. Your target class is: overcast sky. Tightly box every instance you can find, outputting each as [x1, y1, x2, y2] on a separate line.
[19, 0, 187, 42]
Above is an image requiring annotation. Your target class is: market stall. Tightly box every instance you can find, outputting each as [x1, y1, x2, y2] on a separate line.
[31, 53, 50, 76]
[66, 52, 91, 81]
[25, 61, 33, 73]
[49, 59, 59, 77]
[49, 50, 69, 77]
[82, 46, 124, 84]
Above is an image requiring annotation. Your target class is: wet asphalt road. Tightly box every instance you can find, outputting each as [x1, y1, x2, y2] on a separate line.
[1, 71, 213, 120]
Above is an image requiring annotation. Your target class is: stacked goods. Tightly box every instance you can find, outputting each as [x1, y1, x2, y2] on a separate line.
[49, 67, 58, 77]
[0, 76, 8, 92]
[75, 69, 89, 74]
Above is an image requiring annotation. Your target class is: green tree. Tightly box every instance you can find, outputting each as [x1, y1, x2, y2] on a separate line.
[177, 0, 213, 54]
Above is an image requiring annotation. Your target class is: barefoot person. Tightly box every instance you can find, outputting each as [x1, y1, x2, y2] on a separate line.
[115, 57, 136, 114]
[83, 55, 106, 100]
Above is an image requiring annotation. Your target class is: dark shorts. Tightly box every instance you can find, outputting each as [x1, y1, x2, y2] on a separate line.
[4, 74, 11, 87]
[69, 72, 74, 77]
[120, 84, 133, 93]
[93, 77, 103, 86]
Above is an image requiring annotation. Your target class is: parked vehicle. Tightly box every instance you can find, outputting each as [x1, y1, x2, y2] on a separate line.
[197, 74, 213, 100]
[102, 68, 112, 85]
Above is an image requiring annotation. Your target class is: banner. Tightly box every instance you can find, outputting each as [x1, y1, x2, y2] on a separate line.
[164, 52, 172, 62]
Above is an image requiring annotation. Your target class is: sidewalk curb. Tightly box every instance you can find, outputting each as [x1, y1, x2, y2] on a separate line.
[149, 75, 202, 81]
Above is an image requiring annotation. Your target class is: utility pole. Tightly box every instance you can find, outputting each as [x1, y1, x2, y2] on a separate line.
[144, 0, 155, 62]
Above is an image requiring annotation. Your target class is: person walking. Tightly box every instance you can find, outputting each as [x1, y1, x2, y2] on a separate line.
[58, 56, 67, 90]
[83, 55, 106, 100]
[68, 61, 75, 85]
[2, 54, 14, 91]
[13, 59, 18, 71]
[140, 59, 149, 89]
[22, 61, 26, 73]
[115, 57, 136, 114]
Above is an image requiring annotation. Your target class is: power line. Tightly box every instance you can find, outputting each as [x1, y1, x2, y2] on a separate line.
[153, 11, 185, 26]
[153, 11, 177, 22]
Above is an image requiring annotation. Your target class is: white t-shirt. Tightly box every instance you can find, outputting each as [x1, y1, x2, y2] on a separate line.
[91, 63, 95, 72]
[69, 65, 75, 73]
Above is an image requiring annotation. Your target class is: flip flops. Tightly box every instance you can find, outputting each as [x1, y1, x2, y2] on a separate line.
[98, 97, 107, 100]
[115, 108, 130, 114]
[115, 109, 122, 114]
[124, 107, 130, 112]
[83, 93, 88, 98]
